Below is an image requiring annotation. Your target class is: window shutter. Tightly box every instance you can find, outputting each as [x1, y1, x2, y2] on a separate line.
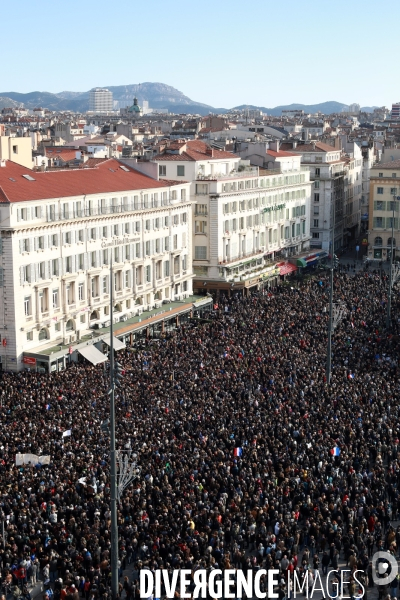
[19, 239, 23, 253]
[34, 237, 38, 251]
[26, 208, 31, 221]
[20, 266, 24, 285]
[45, 261, 50, 280]
[83, 253, 89, 271]
[43, 235, 48, 249]
[30, 264, 35, 283]
[17, 209, 21, 221]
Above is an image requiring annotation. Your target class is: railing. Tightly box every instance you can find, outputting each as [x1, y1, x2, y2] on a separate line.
[196, 167, 259, 180]
[46, 200, 174, 222]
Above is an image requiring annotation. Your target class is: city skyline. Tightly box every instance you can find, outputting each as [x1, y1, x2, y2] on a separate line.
[2, 0, 399, 109]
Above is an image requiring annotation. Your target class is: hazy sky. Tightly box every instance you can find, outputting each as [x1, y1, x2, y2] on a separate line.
[1, 0, 398, 109]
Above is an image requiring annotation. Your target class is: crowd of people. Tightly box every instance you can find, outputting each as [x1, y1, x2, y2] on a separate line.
[0, 270, 400, 600]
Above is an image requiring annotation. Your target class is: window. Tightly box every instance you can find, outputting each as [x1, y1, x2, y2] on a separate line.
[22, 239, 30, 252]
[146, 265, 151, 283]
[35, 206, 41, 218]
[80, 314, 86, 324]
[284, 226, 290, 239]
[102, 276, 108, 294]
[312, 232, 320, 239]
[65, 231, 72, 244]
[38, 328, 48, 341]
[315, 168, 320, 176]
[78, 230, 84, 242]
[114, 224, 119, 236]
[51, 234, 58, 247]
[159, 165, 166, 176]
[125, 223, 130, 234]
[26, 331, 33, 341]
[52, 289, 59, 309]
[90, 228, 97, 240]
[373, 217, 384, 228]
[177, 165, 185, 176]
[313, 206, 319, 215]
[378, 173, 383, 178]
[196, 183, 208, 195]
[51, 259, 59, 277]
[314, 193, 319, 202]
[13, 145, 17, 154]
[173, 234, 178, 250]
[393, 173, 397, 178]
[114, 247, 119, 263]
[145, 241, 150, 256]
[164, 237, 169, 251]
[39, 262, 45, 279]
[195, 221, 207, 234]
[164, 260, 170, 277]
[125, 271, 130, 288]
[38, 236, 44, 249]
[313, 219, 319, 228]
[314, 181, 320, 189]
[23, 265, 30, 283]
[174, 256, 180, 275]
[145, 220, 151, 231]
[391, 188, 397, 195]
[66, 256, 73, 273]
[24, 296, 31, 316]
[374, 236, 383, 246]
[377, 187, 384, 194]
[173, 214, 179, 225]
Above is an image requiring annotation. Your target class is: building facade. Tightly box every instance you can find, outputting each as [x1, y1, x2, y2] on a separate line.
[290, 142, 346, 252]
[0, 159, 193, 371]
[89, 88, 113, 113]
[368, 160, 400, 261]
[153, 141, 312, 294]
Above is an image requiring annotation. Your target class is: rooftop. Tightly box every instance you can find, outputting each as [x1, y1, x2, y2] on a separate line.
[372, 160, 400, 170]
[153, 139, 236, 162]
[0, 158, 181, 203]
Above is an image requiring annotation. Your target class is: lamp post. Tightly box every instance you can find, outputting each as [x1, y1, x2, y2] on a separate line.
[386, 195, 399, 329]
[109, 260, 119, 600]
[326, 198, 336, 384]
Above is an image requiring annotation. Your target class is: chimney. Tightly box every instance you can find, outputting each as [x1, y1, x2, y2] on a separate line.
[205, 146, 214, 157]
[292, 140, 297, 149]
[311, 142, 316, 151]
[269, 140, 280, 152]
[0, 160, 6, 167]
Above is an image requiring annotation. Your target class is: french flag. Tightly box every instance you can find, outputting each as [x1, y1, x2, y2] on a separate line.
[234, 447, 243, 457]
[331, 447, 340, 456]
[45, 404, 50, 410]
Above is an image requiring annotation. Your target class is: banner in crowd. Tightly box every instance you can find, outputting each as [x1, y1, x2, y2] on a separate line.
[15, 454, 51, 466]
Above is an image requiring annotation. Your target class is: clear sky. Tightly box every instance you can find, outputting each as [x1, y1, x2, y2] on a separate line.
[1, 0, 398, 109]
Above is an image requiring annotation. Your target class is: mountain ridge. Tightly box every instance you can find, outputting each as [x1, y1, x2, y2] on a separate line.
[0, 84, 376, 116]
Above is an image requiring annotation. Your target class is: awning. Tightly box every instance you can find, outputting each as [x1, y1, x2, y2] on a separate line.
[78, 345, 108, 365]
[102, 335, 126, 351]
[297, 258, 307, 267]
[279, 263, 298, 276]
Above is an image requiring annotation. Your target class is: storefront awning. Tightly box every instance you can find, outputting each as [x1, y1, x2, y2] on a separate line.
[279, 263, 298, 276]
[102, 335, 126, 351]
[297, 258, 307, 267]
[78, 345, 108, 366]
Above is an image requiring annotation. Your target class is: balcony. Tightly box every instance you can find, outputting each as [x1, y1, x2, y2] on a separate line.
[196, 166, 259, 181]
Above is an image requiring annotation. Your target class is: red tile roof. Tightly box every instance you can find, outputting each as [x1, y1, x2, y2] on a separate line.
[0, 159, 179, 204]
[292, 142, 337, 153]
[153, 139, 236, 162]
[266, 149, 298, 158]
[45, 147, 78, 162]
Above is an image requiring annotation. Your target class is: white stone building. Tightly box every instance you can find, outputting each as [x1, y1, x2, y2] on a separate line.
[0, 158, 193, 371]
[153, 141, 312, 294]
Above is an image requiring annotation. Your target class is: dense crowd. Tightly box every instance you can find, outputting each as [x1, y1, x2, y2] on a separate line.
[0, 271, 400, 600]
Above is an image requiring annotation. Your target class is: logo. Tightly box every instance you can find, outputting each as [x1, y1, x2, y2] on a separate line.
[372, 551, 398, 586]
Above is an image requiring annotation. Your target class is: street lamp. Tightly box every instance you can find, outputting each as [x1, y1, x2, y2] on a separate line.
[326, 198, 336, 384]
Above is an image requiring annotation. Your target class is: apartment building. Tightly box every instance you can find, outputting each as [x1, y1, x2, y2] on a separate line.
[290, 142, 346, 252]
[89, 88, 113, 113]
[153, 141, 312, 294]
[0, 159, 193, 371]
[368, 160, 400, 261]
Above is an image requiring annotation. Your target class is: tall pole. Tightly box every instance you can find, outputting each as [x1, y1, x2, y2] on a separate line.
[386, 197, 396, 329]
[109, 259, 119, 599]
[326, 196, 336, 383]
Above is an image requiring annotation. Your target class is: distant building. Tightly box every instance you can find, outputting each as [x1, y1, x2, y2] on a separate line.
[368, 161, 400, 261]
[89, 88, 113, 113]
[391, 103, 400, 119]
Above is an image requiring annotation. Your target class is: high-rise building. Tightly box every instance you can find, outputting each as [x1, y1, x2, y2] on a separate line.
[89, 88, 113, 112]
[391, 103, 400, 119]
